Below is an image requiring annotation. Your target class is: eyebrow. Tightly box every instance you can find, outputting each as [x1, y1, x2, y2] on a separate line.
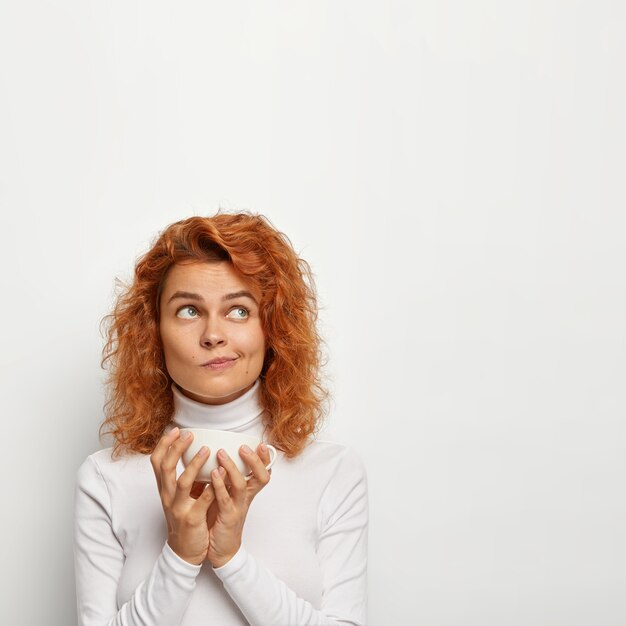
[167, 290, 258, 305]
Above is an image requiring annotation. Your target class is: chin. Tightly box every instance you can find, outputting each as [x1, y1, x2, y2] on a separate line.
[179, 378, 257, 403]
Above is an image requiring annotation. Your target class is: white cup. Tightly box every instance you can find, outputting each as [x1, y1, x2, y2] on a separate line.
[179, 428, 277, 483]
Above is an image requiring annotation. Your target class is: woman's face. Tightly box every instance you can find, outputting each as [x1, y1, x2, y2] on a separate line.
[158, 261, 266, 405]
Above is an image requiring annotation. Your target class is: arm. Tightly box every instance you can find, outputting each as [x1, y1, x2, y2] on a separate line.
[73, 455, 202, 626]
[212, 447, 369, 626]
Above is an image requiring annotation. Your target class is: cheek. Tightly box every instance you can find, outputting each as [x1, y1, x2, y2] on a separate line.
[241, 328, 265, 356]
[228, 320, 264, 347]
[159, 325, 187, 362]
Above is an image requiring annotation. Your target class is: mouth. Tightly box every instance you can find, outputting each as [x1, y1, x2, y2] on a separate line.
[200, 357, 238, 371]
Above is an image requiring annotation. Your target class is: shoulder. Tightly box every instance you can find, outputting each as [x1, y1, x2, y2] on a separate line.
[307, 437, 366, 465]
[75, 448, 112, 483]
[293, 437, 368, 486]
[75, 447, 150, 488]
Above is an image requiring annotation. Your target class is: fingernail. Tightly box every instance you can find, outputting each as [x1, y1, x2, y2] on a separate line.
[219, 467, 226, 476]
[170, 427, 179, 436]
[198, 446, 209, 456]
[260, 443, 267, 453]
[212, 468, 220, 479]
[182, 431, 192, 440]
[218, 449, 227, 459]
[241, 444, 252, 454]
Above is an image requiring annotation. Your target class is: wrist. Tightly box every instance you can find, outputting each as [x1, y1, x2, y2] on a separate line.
[211, 544, 249, 582]
[167, 539, 205, 566]
[210, 544, 241, 569]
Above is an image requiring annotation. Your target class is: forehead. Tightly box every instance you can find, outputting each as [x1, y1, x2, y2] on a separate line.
[160, 262, 258, 299]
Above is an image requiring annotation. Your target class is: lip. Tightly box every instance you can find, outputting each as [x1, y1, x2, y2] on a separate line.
[201, 357, 237, 371]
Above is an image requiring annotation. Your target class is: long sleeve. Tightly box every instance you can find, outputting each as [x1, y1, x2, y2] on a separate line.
[213, 447, 368, 626]
[73, 455, 202, 626]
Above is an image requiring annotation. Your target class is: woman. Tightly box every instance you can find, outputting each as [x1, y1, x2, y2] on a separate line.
[73, 211, 368, 625]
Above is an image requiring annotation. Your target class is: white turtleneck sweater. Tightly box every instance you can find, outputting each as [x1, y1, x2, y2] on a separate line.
[73, 380, 368, 626]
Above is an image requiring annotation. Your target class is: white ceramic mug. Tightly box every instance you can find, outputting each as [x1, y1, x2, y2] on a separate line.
[179, 428, 277, 483]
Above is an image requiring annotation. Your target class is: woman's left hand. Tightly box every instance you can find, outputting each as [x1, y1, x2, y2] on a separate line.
[204, 443, 272, 568]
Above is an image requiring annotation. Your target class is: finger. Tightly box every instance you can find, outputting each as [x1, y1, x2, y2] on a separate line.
[190, 481, 217, 521]
[206, 499, 218, 528]
[160, 430, 194, 502]
[240, 445, 271, 493]
[211, 466, 233, 509]
[217, 449, 247, 495]
[172, 445, 212, 506]
[150, 426, 180, 492]
[258, 443, 272, 466]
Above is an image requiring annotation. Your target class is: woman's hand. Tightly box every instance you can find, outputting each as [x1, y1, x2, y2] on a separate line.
[205, 443, 272, 568]
[150, 427, 216, 566]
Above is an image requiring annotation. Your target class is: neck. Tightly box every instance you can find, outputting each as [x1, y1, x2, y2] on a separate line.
[171, 379, 266, 436]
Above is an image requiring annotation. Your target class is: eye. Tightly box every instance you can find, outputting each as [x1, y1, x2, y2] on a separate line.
[228, 306, 249, 320]
[176, 306, 199, 319]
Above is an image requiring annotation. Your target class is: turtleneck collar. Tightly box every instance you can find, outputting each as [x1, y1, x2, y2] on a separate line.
[171, 378, 266, 436]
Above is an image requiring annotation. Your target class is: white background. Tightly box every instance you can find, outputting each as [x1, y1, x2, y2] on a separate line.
[1, 2, 625, 625]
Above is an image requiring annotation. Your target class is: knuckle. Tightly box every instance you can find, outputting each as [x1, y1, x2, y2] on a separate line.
[161, 456, 175, 471]
[180, 515, 195, 528]
[176, 476, 190, 491]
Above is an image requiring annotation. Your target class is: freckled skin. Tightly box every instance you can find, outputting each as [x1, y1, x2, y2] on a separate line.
[159, 262, 266, 405]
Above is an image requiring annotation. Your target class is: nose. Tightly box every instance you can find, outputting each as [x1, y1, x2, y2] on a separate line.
[200, 314, 227, 347]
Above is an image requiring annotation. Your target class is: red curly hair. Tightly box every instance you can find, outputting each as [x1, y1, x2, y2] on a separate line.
[100, 211, 330, 459]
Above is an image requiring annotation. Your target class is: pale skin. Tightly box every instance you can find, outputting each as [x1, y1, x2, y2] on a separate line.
[149, 260, 272, 568]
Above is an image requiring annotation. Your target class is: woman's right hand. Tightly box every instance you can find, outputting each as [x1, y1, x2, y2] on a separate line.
[150, 427, 216, 566]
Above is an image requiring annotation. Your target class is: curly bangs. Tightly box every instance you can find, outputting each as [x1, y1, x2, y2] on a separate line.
[100, 211, 329, 459]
